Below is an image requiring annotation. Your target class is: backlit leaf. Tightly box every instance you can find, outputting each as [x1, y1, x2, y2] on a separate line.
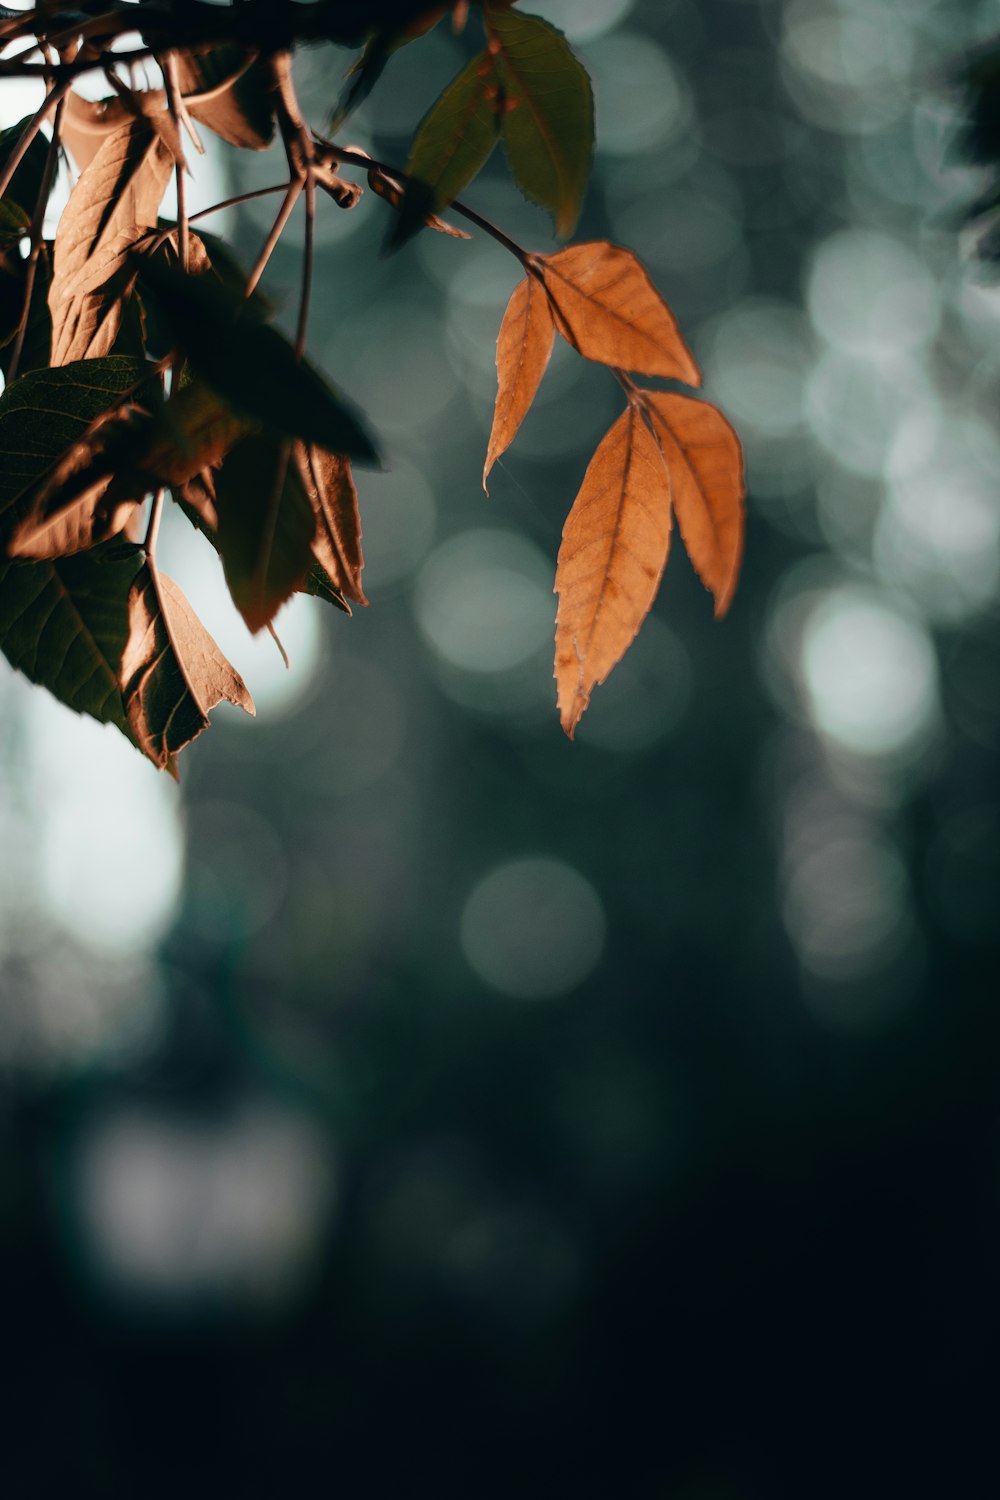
[0, 540, 141, 733]
[121, 564, 255, 770]
[0, 112, 49, 218]
[554, 403, 672, 738]
[390, 49, 501, 248]
[137, 258, 380, 461]
[534, 242, 701, 384]
[174, 46, 275, 150]
[484, 271, 555, 490]
[213, 433, 317, 633]
[295, 442, 367, 605]
[49, 116, 172, 365]
[0, 356, 153, 548]
[640, 391, 745, 618]
[487, 5, 593, 238]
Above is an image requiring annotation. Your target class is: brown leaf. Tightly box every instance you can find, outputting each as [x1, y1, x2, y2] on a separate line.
[121, 565, 255, 771]
[294, 442, 367, 605]
[213, 434, 317, 634]
[554, 402, 672, 738]
[49, 117, 172, 365]
[533, 242, 701, 384]
[483, 272, 555, 492]
[640, 391, 745, 618]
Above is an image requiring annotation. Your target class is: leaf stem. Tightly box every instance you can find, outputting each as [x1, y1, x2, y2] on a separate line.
[144, 488, 165, 557]
[162, 53, 189, 272]
[322, 143, 529, 265]
[244, 178, 303, 297]
[7, 90, 63, 385]
[0, 77, 70, 204]
[186, 182, 293, 225]
[295, 172, 315, 360]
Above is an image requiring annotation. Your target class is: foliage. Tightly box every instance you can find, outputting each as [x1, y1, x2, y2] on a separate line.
[0, 0, 745, 770]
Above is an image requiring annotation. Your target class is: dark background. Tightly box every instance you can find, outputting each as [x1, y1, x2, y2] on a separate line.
[1, 1, 999, 1493]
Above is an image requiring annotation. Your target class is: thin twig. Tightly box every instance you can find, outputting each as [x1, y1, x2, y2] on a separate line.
[187, 181, 293, 225]
[295, 172, 315, 360]
[244, 178, 303, 297]
[320, 143, 530, 265]
[144, 488, 165, 555]
[0, 78, 71, 204]
[162, 53, 189, 272]
[7, 91, 63, 384]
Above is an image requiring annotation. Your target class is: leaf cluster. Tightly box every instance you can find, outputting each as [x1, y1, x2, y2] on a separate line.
[0, 0, 745, 770]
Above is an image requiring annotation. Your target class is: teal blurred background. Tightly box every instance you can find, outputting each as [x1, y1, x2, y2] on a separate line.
[2, 0, 999, 1493]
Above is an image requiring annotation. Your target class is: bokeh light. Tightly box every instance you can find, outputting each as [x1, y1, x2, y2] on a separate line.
[460, 857, 605, 998]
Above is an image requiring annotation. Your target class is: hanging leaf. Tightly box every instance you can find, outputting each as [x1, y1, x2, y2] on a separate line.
[554, 403, 672, 738]
[486, 6, 593, 238]
[295, 442, 367, 605]
[213, 433, 317, 633]
[174, 46, 276, 151]
[136, 257, 380, 461]
[48, 117, 172, 365]
[0, 356, 155, 547]
[330, 8, 448, 129]
[0, 239, 51, 376]
[390, 49, 502, 249]
[0, 112, 50, 219]
[484, 270, 555, 490]
[0, 541, 141, 733]
[640, 391, 745, 618]
[533, 242, 701, 384]
[121, 563, 255, 770]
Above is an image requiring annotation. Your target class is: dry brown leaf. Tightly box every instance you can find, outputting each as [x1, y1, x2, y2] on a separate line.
[294, 442, 367, 605]
[554, 402, 672, 738]
[7, 405, 146, 559]
[533, 242, 701, 385]
[640, 391, 745, 618]
[49, 117, 172, 365]
[121, 567, 255, 770]
[483, 272, 555, 492]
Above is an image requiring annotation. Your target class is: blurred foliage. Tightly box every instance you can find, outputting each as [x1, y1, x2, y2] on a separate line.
[1, 1, 1000, 1495]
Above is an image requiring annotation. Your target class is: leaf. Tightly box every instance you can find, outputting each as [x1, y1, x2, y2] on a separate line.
[486, 5, 593, 238]
[0, 240, 51, 376]
[483, 271, 555, 490]
[533, 242, 701, 384]
[136, 257, 380, 462]
[640, 391, 745, 618]
[121, 564, 255, 770]
[0, 356, 154, 548]
[390, 49, 502, 249]
[295, 442, 367, 605]
[6, 404, 146, 560]
[174, 46, 275, 151]
[213, 433, 317, 633]
[134, 378, 250, 487]
[0, 112, 49, 218]
[0, 540, 141, 734]
[48, 116, 172, 365]
[554, 403, 672, 738]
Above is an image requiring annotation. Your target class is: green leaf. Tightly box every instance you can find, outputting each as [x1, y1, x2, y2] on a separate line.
[136, 258, 380, 462]
[486, 6, 594, 238]
[390, 49, 502, 249]
[213, 433, 317, 633]
[0, 239, 51, 375]
[0, 355, 153, 547]
[0, 540, 141, 734]
[121, 563, 255, 770]
[174, 46, 275, 151]
[0, 113, 50, 222]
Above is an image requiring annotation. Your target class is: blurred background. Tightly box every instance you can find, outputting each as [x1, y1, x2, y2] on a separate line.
[2, 0, 999, 1493]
